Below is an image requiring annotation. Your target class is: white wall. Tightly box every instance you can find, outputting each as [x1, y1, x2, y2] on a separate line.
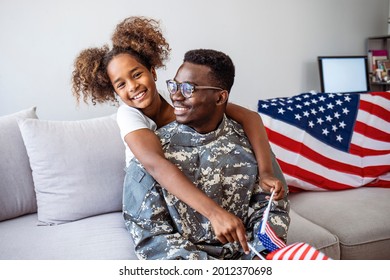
[0, 0, 388, 120]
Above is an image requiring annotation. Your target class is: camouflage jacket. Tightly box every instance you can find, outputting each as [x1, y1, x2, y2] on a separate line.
[123, 115, 290, 260]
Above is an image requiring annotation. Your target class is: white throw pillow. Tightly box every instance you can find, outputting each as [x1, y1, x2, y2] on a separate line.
[18, 115, 126, 225]
[0, 107, 38, 221]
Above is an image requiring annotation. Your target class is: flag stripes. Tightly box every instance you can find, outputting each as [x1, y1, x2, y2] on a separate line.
[266, 242, 330, 260]
[258, 92, 390, 192]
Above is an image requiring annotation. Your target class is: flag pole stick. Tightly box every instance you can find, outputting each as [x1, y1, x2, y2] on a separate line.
[260, 189, 275, 234]
[247, 242, 266, 260]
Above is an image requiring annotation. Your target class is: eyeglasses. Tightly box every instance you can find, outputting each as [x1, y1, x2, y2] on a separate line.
[166, 79, 224, 98]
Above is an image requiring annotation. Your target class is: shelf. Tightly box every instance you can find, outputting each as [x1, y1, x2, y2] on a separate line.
[367, 35, 390, 91]
[369, 82, 390, 92]
[371, 82, 390, 85]
[367, 35, 390, 40]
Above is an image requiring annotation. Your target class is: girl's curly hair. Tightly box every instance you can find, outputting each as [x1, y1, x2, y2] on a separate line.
[112, 16, 170, 69]
[71, 16, 171, 105]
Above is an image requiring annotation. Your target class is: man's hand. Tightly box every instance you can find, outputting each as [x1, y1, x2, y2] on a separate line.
[259, 174, 285, 200]
[208, 207, 249, 255]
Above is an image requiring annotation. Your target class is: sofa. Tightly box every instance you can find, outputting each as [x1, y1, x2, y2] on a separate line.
[0, 107, 136, 260]
[0, 103, 389, 260]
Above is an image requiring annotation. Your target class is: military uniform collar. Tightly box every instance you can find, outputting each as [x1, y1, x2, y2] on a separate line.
[157, 115, 228, 147]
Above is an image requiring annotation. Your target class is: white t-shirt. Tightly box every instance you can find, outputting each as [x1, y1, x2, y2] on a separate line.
[117, 104, 157, 166]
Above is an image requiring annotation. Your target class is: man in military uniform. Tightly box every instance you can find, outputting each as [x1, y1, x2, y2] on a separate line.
[123, 49, 290, 260]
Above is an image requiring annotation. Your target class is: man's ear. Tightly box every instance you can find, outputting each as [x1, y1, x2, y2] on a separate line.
[216, 90, 229, 105]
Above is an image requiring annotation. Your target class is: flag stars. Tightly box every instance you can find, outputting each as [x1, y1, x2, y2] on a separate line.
[294, 114, 302, 120]
[257, 92, 361, 153]
[344, 95, 352, 102]
[327, 103, 334, 109]
[322, 128, 329, 136]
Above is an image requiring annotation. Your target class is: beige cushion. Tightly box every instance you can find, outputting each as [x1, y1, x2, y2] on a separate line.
[289, 187, 390, 259]
[0, 213, 137, 259]
[18, 115, 126, 225]
[287, 209, 340, 259]
[0, 107, 38, 221]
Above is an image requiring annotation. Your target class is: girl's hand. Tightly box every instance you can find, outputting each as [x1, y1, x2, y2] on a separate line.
[208, 207, 249, 255]
[259, 174, 285, 200]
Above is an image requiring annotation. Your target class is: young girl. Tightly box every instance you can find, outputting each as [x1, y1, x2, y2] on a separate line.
[72, 16, 285, 254]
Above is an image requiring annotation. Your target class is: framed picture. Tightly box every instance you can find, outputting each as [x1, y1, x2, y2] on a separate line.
[382, 60, 390, 71]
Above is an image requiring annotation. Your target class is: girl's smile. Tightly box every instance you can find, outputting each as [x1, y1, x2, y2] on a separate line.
[107, 53, 157, 109]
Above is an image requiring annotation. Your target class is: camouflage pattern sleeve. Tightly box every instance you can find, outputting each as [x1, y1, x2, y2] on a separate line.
[122, 159, 209, 260]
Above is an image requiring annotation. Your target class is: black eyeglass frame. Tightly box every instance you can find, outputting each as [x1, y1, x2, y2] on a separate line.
[166, 79, 224, 98]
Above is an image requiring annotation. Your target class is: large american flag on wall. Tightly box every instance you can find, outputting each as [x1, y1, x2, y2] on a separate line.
[258, 91, 390, 191]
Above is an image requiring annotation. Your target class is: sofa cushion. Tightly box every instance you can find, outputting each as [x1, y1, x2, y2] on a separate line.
[18, 115, 126, 225]
[0, 212, 137, 259]
[258, 92, 390, 192]
[0, 107, 38, 221]
[287, 209, 340, 259]
[289, 187, 390, 259]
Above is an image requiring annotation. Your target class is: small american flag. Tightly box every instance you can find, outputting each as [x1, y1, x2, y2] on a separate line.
[257, 190, 285, 252]
[266, 242, 330, 260]
[257, 220, 286, 252]
[256, 191, 331, 260]
[256, 219, 331, 260]
[258, 91, 390, 191]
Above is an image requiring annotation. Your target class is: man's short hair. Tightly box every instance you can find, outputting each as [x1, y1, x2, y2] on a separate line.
[183, 49, 235, 92]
